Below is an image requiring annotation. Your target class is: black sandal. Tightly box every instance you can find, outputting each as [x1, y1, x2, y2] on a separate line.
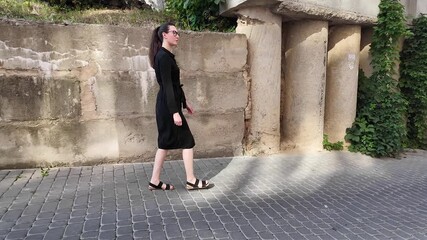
[148, 181, 174, 191]
[186, 179, 210, 190]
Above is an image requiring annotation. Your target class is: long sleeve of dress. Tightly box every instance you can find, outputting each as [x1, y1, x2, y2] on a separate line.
[180, 84, 187, 109]
[158, 56, 179, 115]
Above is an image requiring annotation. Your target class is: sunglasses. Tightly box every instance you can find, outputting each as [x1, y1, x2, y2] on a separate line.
[168, 30, 180, 37]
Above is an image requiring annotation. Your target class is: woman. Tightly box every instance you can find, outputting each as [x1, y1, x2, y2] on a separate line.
[148, 22, 210, 191]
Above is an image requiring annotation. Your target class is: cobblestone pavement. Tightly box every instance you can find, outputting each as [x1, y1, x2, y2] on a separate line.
[0, 150, 427, 240]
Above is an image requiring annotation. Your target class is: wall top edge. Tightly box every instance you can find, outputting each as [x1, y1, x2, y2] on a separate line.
[221, 0, 425, 25]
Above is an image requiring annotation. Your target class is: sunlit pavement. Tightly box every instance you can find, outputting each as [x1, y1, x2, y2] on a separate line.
[1, 150, 426, 240]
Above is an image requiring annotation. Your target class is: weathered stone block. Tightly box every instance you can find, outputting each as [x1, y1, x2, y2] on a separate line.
[0, 120, 122, 168]
[0, 76, 80, 121]
[89, 71, 158, 118]
[0, 121, 85, 168]
[116, 117, 158, 160]
[176, 32, 247, 73]
[189, 112, 245, 157]
[180, 71, 248, 113]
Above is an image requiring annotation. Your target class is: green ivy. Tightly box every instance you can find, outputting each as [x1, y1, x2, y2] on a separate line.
[345, 0, 408, 157]
[400, 14, 427, 149]
[323, 134, 344, 151]
[165, 0, 236, 32]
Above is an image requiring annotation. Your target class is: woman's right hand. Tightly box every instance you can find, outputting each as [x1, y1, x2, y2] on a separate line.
[173, 113, 182, 126]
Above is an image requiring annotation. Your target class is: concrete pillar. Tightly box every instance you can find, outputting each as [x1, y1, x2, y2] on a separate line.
[360, 27, 374, 77]
[282, 20, 328, 151]
[324, 25, 361, 144]
[236, 7, 282, 154]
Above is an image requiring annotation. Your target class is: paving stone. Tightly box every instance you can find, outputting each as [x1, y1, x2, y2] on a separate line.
[69, 216, 85, 224]
[181, 229, 198, 238]
[116, 220, 132, 227]
[23, 234, 44, 240]
[28, 225, 48, 235]
[133, 230, 150, 239]
[207, 221, 224, 230]
[148, 224, 163, 232]
[150, 231, 166, 240]
[49, 220, 68, 229]
[11, 222, 32, 230]
[80, 230, 99, 239]
[228, 231, 246, 240]
[117, 209, 131, 221]
[43, 227, 65, 239]
[116, 234, 133, 240]
[223, 223, 240, 232]
[1, 210, 23, 222]
[197, 229, 214, 239]
[5, 230, 27, 239]
[178, 218, 194, 231]
[194, 221, 209, 230]
[247, 219, 267, 233]
[212, 229, 228, 239]
[100, 213, 116, 225]
[21, 206, 42, 217]
[257, 231, 275, 240]
[83, 219, 100, 232]
[99, 224, 115, 231]
[164, 224, 181, 238]
[63, 223, 83, 237]
[116, 225, 133, 236]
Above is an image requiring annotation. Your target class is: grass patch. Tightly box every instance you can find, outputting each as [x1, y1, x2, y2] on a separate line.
[0, 0, 172, 27]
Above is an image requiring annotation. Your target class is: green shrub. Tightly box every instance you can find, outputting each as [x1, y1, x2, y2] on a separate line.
[0, 0, 55, 19]
[323, 134, 344, 151]
[400, 14, 427, 149]
[165, 0, 236, 31]
[345, 0, 408, 157]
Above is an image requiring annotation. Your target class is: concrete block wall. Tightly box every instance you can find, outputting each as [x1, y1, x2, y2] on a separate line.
[0, 20, 248, 169]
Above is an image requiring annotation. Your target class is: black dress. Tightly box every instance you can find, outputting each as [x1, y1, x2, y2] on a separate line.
[154, 47, 195, 149]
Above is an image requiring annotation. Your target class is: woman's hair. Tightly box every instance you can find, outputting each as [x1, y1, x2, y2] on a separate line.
[149, 22, 175, 68]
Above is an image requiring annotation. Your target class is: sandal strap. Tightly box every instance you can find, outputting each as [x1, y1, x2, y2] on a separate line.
[187, 179, 209, 188]
[165, 184, 171, 190]
[186, 178, 199, 188]
[187, 178, 199, 188]
[149, 181, 163, 189]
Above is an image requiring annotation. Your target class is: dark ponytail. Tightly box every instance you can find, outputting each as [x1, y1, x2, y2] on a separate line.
[148, 22, 175, 68]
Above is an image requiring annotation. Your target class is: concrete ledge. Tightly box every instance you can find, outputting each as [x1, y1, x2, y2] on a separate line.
[276, 0, 377, 24]
[222, 0, 379, 24]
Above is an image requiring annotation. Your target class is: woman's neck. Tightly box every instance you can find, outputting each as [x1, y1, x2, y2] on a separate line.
[162, 42, 173, 52]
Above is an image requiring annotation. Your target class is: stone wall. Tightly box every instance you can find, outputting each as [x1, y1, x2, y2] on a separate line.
[0, 20, 248, 169]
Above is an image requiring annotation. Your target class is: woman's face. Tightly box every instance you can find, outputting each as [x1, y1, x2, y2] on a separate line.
[163, 25, 180, 47]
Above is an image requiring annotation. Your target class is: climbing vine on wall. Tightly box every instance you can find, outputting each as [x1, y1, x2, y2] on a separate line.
[345, 0, 408, 157]
[400, 14, 427, 149]
[165, 0, 236, 31]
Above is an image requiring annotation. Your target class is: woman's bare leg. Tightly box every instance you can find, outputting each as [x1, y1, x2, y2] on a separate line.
[183, 148, 209, 188]
[183, 148, 196, 182]
[150, 149, 174, 189]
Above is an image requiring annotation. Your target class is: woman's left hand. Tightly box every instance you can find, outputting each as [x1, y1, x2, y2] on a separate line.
[186, 102, 194, 114]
